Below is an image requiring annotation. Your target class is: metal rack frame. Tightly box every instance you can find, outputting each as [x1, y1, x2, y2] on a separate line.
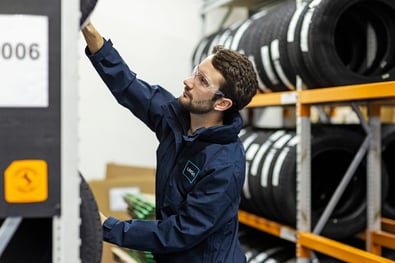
[0, 1, 80, 262]
[246, 81, 395, 262]
[200, 0, 395, 261]
[239, 210, 395, 262]
[53, 0, 81, 262]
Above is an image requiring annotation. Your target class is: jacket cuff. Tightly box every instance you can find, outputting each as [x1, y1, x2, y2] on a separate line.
[103, 216, 119, 231]
[85, 38, 113, 61]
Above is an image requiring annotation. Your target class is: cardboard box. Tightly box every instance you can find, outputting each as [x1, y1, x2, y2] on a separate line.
[106, 162, 155, 180]
[111, 247, 138, 263]
[89, 177, 155, 220]
[382, 106, 395, 123]
[88, 163, 156, 263]
[89, 163, 155, 220]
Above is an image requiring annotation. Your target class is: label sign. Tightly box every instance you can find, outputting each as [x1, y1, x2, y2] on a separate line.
[0, 15, 48, 107]
[4, 160, 48, 203]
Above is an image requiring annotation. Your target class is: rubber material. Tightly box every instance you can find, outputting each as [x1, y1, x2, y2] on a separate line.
[80, 0, 98, 27]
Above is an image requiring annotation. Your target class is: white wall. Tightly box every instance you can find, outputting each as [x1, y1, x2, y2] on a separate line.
[78, 1, 247, 180]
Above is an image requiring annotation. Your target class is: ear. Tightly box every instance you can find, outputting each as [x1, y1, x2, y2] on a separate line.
[214, 98, 233, 112]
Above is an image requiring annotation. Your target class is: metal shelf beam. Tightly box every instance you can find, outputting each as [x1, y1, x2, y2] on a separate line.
[298, 232, 395, 263]
[239, 210, 395, 262]
[247, 81, 395, 108]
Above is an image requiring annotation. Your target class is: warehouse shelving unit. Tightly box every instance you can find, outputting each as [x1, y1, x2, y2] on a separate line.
[201, 1, 395, 262]
[200, 0, 284, 33]
[244, 80, 395, 262]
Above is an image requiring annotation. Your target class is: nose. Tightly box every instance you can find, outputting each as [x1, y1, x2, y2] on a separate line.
[183, 75, 195, 88]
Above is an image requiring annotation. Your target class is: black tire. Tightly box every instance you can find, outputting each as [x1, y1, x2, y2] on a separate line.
[239, 127, 260, 214]
[267, 0, 298, 92]
[222, 20, 244, 50]
[192, 36, 210, 68]
[271, 126, 370, 239]
[250, 8, 286, 92]
[229, 16, 255, 52]
[286, 0, 317, 88]
[268, 132, 298, 224]
[247, 129, 278, 218]
[298, 0, 395, 88]
[80, 172, 103, 263]
[254, 131, 295, 222]
[191, 31, 218, 68]
[80, 0, 98, 27]
[0, 173, 102, 263]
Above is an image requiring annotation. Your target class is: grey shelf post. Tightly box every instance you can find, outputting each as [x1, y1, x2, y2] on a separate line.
[0, 0, 80, 262]
[52, 0, 81, 262]
[366, 105, 382, 253]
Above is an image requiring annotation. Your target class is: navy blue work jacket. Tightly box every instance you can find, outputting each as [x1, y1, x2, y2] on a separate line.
[86, 39, 247, 263]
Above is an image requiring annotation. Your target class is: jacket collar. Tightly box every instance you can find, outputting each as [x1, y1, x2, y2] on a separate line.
[164, 100, 243, 144]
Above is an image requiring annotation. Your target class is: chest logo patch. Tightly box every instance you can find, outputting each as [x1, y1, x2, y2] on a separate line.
[182, 160, 200, 184]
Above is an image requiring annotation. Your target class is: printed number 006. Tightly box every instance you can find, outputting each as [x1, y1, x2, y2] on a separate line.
[1, 43, 40, 60]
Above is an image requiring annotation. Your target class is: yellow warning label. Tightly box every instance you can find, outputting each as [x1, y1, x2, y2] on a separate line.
[4, 160, 48, 203]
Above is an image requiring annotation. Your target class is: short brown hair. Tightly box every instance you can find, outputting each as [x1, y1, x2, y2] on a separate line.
[211, 45, 258, 112]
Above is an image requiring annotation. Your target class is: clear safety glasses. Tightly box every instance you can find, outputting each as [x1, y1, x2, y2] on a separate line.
[191, 66, 225, 98]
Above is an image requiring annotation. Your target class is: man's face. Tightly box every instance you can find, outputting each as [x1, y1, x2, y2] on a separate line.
[179, 56, 225, 114]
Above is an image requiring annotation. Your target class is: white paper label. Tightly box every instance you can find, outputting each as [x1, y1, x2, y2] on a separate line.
[281, 92, 298, 104]
[0, 15, 48, 107]
[109, 187, 140, 211]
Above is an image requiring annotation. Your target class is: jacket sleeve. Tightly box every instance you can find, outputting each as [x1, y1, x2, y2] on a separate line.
[102, 158, 244, 253]
[85, 39, 175, 135]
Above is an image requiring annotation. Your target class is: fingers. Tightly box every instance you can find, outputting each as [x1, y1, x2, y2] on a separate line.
[82, 22, 104, 54]
[81, 18, 92, 30]
[100, 211, 107, 224]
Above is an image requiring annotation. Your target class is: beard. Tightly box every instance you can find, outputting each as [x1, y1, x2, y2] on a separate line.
[178, 93, 216, 114]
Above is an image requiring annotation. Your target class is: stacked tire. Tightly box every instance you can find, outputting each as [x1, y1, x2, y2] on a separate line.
[192, 0, 395, 91]
[239, 125, 389, 239]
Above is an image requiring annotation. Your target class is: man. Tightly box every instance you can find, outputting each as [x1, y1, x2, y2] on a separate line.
[82, 21, 258, 263]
